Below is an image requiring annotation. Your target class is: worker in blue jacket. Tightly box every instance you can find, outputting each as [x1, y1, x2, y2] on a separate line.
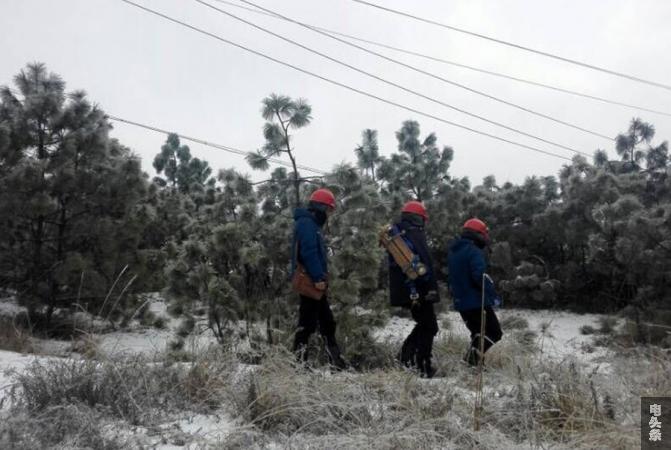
[447, 218, 503, 366]
[291, 188, 347, 370]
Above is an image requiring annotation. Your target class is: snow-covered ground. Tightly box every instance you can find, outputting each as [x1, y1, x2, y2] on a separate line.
[375, 308, 616, 365]
[0, 296, 628, 448]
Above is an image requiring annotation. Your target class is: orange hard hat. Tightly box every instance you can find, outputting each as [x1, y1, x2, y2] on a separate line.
[402, 200, 428, 221]
[309, 188, 336, 209]
[463, 218, 489, 240]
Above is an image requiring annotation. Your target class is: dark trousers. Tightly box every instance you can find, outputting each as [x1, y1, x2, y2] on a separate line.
[293, 295, 338, 357]
[399, 301, 439, 369]
[459, 306, 503, 355]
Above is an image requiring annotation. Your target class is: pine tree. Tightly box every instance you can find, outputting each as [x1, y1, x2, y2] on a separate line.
[246, 94, 312, 207]
[615, 118, 654, 169]
[354, 129, 381, 182]
[0, 64, 148, 326]
[377, 120, 453, 203]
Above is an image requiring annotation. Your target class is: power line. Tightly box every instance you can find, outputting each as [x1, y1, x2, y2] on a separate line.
[107, 114, 328, 174]
[350, 0, 671, 92]
[117, 0, 574, 162]
[195, 0, 590, 157]
[196, 7, 588, 159]
[210, 0, 669, 118]
[5, 85, 326, 174]
[223, 0, 611, 143]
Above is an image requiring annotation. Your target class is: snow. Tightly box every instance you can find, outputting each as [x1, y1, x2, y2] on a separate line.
[97, 297, 219, 357]
[0, 296, 26, 318]
[509, 309, 613, 361]
[99, 328, 221, 357]
[155, 413, 235, 448]
[0, 295, 626, 447]
[103, 412, 237, 449]
[98, 328, 174, 356]
[374, 308, 616, 365]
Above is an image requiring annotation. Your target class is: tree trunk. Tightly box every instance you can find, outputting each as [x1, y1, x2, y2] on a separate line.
[48, 198, 68, 327]
[266, 314, 273, 345]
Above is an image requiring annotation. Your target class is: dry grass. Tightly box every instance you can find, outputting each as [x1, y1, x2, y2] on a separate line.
[484, 352, 656, 449]
[4, 316, 668, 449]
[4, 345, 240, 448]
[0, 317, 34, 354]
[9, 346, 239, 426]
[219, 346, 525, 449]
[580, 324, 597, 335]
[69, 332, 102, 359]
[499, 314, 530, 330]
[0, 405, 123, 450]
[597, 316, 618, 334]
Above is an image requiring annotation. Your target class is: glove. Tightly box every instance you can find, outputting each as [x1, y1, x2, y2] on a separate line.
[425, 290, 439, 303]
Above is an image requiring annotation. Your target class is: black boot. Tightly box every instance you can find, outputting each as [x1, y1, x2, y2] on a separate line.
[463, 346, 482, 367]
[420, 357, 437, 378]
[293, 332, 311, 369]
[325, 342, 348, 371]
[397, 338, 416, 368]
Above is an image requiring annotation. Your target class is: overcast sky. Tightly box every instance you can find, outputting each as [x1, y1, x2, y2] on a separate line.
[2, 0, 670, 185]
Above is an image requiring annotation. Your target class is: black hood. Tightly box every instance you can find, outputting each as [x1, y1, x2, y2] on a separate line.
[308, 201, 328, 227]
[461, 229, 488, 249]
[401, 212, 425, 228]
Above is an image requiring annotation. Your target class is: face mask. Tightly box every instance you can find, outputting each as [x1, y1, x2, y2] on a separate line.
[311, 208, 327, 227]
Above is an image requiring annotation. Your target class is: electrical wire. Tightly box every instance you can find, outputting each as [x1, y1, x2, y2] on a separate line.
[228, 0, 613, 141]
[107, 114, 328, 174]
[209, 0, 669, 117]
[350, 0, 671, 92]
[118, 0, 574, 161]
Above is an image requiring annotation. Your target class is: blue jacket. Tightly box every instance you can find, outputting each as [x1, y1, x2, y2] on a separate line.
[291, 208, 327, 282]
[446, 237, 497, 311]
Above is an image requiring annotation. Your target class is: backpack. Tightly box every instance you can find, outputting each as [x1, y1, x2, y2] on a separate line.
[379, 224, 427, 280]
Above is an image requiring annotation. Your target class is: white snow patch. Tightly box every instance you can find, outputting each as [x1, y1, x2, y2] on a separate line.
[374, 308, 617, 366]
[0, 297, 26, 318]
[501, 309, 616, 366]
[152, 412, 235, 449]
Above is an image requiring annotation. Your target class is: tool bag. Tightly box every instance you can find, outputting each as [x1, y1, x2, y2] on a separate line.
[290, 242, 326, 300]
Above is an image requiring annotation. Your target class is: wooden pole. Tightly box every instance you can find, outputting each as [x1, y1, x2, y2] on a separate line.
[473, 273, 490, 431]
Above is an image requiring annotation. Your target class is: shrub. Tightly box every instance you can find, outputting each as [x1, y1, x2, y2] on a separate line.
[580, 325, 597, 335]
[598, 316, 618, 334]
[167, 301, 184, 317]
[177, 316, 196, 338]
[0, 317, 33, 353]
[339, 328, 396, 371]
[492, 358, 616, 443]
[11, 347, 242, 420]
[0, 405, 123, 450]
[69, 333, 101, 359]
[153, 316, 167, 329]
[500, 314, 530, 330]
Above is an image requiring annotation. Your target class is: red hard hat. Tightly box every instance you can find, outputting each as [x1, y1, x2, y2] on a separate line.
[309, 188, 336, 210]
[463, 218, 489, 240]
[402, 201, 428, 221]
